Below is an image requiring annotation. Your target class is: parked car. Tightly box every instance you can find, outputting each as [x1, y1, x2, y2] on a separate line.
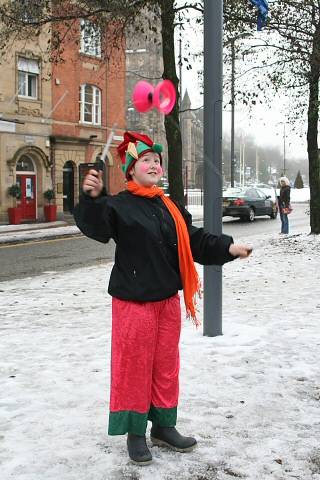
[252, 183, 278, 204]
[223, 187, 278, 221]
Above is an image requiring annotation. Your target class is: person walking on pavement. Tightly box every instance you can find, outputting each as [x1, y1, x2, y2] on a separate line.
[278, 176, 291, 234]
[73, 131, 252, 466]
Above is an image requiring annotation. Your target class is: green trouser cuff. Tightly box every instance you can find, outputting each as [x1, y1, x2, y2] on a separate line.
[148, 406, 177, 427]
[108, 406, 177, 435]
[108, 410, 148, 436]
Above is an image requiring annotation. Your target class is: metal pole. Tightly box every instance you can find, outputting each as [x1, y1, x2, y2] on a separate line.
[230, 39, 235, 187]
[283, 123, 286, 175]
[203, 0, 223, 337]
[240, 139, 242, 184]
[240, 142, 242, 185]
[242, 142, 246, 186]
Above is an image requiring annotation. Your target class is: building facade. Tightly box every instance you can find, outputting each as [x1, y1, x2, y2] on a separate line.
[51, 19, 126, 218]
[0, 15, 126, 224]
[180, 90, 203, 189]
[0, 25, 53, 223]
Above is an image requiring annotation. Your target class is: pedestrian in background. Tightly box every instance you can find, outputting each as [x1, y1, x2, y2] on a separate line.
[278, 176, 291, 234]
[74, 131, 252, 466]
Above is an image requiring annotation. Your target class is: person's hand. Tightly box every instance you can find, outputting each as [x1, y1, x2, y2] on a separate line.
[83, 169, 103, 198]
[229, 243, 253, 259]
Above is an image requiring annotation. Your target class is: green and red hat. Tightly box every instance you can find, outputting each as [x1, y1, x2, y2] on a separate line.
[117, 131, 163, 178]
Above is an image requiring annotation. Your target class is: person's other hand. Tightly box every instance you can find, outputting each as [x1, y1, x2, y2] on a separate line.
[229, 243, 253, 259]
[83, 169, 103, 198]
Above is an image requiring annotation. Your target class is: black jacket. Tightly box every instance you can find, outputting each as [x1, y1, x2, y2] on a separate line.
[279, 185, 291, 209]
[73, 190, 236, 302]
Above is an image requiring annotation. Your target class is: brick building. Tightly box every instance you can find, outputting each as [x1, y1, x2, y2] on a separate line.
[0, 14, 126, 224]
[51, 20, 126, 217]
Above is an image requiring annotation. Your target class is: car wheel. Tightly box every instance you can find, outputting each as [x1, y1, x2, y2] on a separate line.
[270, 209, 278, 219]
[247, 208, 255, 222]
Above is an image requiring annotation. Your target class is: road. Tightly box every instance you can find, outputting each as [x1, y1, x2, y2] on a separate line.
[0, 203, 310, 282]
[195, 202, 310, 238]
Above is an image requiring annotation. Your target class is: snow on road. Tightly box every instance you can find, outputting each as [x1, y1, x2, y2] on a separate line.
[1, 232, 320, 480]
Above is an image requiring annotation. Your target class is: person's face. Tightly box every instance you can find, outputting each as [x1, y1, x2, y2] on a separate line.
[129, 152, 163, 187]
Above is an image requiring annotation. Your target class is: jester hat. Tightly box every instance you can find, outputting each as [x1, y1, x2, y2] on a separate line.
[117, 131, 163, 178]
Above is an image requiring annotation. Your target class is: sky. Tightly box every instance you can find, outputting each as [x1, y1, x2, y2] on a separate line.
[176, 5, 308, 161]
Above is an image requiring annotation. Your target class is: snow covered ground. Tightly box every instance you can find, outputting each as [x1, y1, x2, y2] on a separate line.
[1, 232, 320, 480]
[278, 188, 310, 203]
[0, 225, 80, 244]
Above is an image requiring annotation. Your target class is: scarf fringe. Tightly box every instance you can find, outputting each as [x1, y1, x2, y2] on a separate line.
[186, 285, 202, 328]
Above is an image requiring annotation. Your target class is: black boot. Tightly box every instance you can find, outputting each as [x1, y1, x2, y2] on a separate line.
[150, 425, 197, 452]
[127, 433, 152, 465]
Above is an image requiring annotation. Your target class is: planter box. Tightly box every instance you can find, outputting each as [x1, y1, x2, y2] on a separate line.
[44, 204, 57, 222]
[8, 207, 22, 225]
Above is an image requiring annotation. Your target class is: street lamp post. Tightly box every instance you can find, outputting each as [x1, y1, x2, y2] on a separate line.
[203, 0, 223, 337]
[277, 121, 286, 175]
[283, 123, 286, 175]
[229, 33, 251, 187]
[230, 39, 235, 187]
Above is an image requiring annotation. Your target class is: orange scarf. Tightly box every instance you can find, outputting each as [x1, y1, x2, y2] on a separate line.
[127, 180, 201, 326]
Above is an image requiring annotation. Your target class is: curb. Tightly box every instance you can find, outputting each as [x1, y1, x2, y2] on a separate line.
[0, 228, 82, 246]
[0, 232, 83, 246]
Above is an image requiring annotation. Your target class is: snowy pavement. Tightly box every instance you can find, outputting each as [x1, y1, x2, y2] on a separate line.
[1, 232, 320, 480]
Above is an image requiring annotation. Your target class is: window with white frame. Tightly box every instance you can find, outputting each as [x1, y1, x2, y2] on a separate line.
[80, 19, 101, 57]
[79, 84, 101, 125]
[18, 57, 39, 99]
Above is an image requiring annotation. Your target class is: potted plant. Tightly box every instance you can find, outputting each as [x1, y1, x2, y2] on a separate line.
[7, 184, 22, 224]
[43, 189, 57, 222]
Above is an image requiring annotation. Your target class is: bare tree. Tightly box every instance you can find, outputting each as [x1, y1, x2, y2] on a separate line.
[224, 0, 320, 233]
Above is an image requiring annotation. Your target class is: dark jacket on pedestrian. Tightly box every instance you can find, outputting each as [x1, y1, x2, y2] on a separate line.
[73, 190, 235, 302]
[279, 185, 291, 210]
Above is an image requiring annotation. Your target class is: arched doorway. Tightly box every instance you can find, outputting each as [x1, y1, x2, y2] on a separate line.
[16, 155, 37, 220]
[63, 161, 74, 213]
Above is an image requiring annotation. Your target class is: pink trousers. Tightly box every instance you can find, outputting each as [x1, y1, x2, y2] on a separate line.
[108, 293, 181, 435]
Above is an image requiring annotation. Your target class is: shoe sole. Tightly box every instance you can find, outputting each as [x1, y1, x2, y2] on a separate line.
[151, 436, 197, 453]
[129, 458, 153, 466]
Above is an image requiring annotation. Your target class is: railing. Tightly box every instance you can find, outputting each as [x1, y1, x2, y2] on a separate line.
[185, 189, 204, 206]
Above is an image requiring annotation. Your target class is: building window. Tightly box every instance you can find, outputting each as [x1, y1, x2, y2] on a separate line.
[80, 19, 101, 57]
[79, 84, 101, 125]
[18, 57, 39, 99]
[16, 155, 35, 172]
[127, 107, 141, 129]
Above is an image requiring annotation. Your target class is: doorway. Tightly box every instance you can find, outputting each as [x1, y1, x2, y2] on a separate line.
[16, 155, 37, 221]
[63, 161, 74, 213]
